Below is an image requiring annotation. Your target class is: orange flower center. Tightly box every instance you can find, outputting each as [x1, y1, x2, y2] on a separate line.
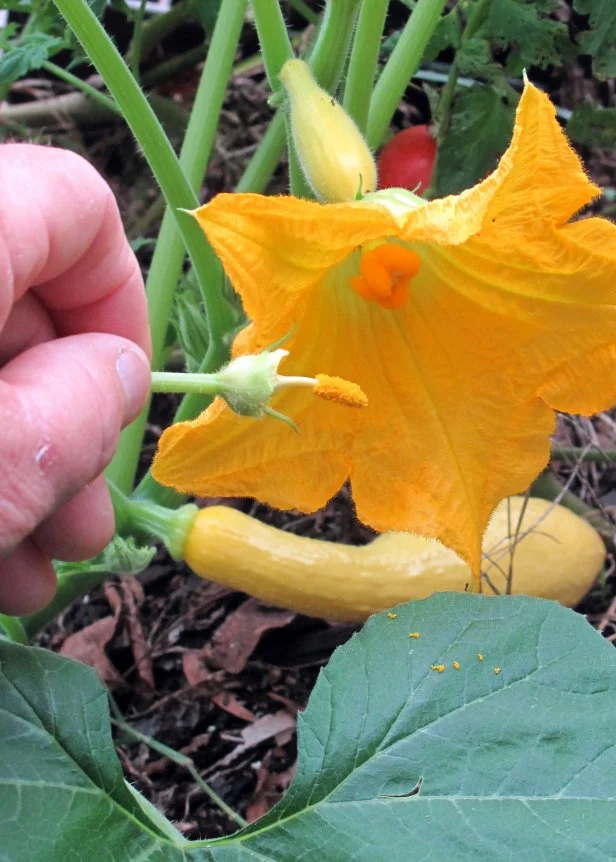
[350, 243, 421, 310]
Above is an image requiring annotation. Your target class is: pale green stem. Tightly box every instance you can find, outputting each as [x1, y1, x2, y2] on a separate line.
[343, 0, 389, 133]
[51, 0, 226, 351]
[367, 0, 448, 149]
[130, 0, 149, 81]
[41, 60, 119, 113]
[151, 371, 224, 397]
[110, 709, 247, 828]
[106, 0, 246, 494]
[251, 0, 308, 195]
[308, 0, 360, 88]
[0, 615, 29, 645]
[288, 0, 320, 24]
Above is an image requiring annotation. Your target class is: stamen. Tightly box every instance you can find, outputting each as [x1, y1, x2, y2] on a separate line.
[351, 243, 421, 310]
[314, 374, 368, 408]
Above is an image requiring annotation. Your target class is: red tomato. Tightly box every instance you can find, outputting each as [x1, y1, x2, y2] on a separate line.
[376, 125, 436, 193]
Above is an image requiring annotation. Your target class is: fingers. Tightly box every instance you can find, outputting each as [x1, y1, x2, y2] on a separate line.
[0, 144, 151, 357]
[0, 332, 150, 553]
[0, 539, 56, 616]
[32, 473, 115, 562]
[0, 292, 55, 366]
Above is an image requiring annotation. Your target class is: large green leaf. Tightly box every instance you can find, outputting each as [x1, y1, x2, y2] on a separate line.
[433, 84, 516, 195]
[0, 639, 184, 860]
[2, 594, 616, 860]
[573, 0, 616, 79]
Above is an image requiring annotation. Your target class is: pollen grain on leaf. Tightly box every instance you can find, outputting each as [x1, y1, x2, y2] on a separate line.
[314, 374, 368, 408]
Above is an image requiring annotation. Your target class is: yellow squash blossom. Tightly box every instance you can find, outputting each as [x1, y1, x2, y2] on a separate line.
[153, 81, 616, 577]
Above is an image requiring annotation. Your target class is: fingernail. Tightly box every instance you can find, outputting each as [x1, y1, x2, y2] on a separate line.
[116, 347, 150, 423]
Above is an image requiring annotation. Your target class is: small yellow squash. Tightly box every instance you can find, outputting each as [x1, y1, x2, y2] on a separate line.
[183, 496, 605, 622]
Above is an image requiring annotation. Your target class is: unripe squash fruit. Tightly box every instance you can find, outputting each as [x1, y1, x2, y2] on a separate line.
[183, 497, 605, 622]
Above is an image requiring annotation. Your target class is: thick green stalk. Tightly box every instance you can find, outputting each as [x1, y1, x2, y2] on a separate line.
[51, 0, 225, 350]
[251, 0, 295, 95]
[308, 0, 360, 88]
[106, 0, 246, 494]
[251, 0, 308, 195]
[343, 0, 389, 133]
[41, 60, 119, 113]
[367, 0, 447, 149]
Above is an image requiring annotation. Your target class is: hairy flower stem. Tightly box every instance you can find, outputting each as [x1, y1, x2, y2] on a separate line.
[366, 0, 448, 150]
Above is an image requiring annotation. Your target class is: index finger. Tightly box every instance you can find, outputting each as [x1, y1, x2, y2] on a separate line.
[0, 144, 151, 356]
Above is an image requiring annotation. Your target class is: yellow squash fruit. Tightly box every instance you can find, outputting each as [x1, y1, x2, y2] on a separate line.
[182, 497, 605, 622]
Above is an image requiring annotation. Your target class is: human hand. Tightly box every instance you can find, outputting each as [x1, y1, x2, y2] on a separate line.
[0, 144, 151, 616]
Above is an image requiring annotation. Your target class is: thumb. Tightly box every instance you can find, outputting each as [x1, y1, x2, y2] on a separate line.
[0, 333, 150, 552]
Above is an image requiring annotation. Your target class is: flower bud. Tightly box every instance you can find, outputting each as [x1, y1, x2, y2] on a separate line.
[280, 58, 376, 202]
[217, 349, 287, 417]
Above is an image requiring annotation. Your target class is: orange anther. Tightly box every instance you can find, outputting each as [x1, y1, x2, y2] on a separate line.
[350, 243, 420, 310]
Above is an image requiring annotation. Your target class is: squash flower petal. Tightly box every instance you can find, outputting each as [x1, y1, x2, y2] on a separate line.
[153, 81, 616, 574]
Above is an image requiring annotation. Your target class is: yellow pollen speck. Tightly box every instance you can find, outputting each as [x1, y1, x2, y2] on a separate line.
[477, 654, 484, 662]
[314, 374, 368, 408]
[494, 667, 502, 675]
[408, 632, 421, 639]
[387, 612, 398, 619]
[431, 664, 445, 673]
[453, 661, 460, 670]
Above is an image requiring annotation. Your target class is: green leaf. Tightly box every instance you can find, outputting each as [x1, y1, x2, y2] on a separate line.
[433, 84, 516, 195]
[3, 595, 616, 859]
[0, 640, 187, 860]
[481, 0, 574, 73]
[0, 32, 64, 85]
[422, 7, 461, 63]
[457, 36, 501, 80]
[573, 0, 616, 79]
[568, 102, 616, 149]
[203, 594, 616, 859]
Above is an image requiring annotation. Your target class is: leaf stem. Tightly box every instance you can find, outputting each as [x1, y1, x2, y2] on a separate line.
[430, 0, 491, 193]
[41, 60, 119, 113]
[0, 615, 29, 645]
[251, 0, 308, 195]
[50, 0, 226, 351]
[366, 0, 448, 149]
[105, 0, 245, 494]
[550, 447, 616, 463]
[343, 0, 389, 134]
[110, 707, 248, 829]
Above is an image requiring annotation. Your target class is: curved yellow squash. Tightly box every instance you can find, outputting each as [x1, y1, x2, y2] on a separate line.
[183, 497, 605, 621]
